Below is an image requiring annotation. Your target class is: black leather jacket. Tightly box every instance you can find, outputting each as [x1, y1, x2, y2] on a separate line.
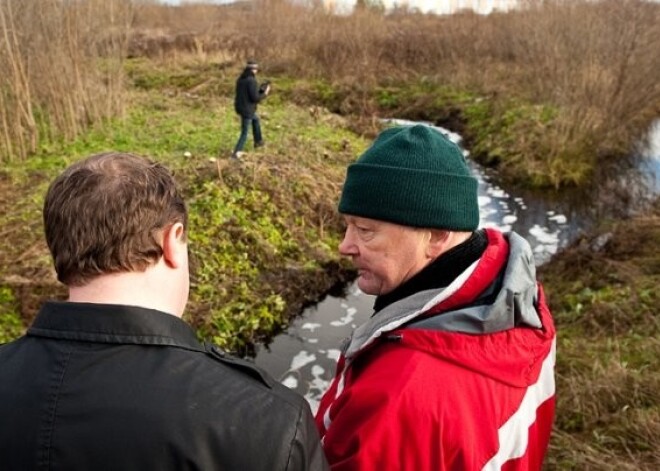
[234, 68, 266, 118]
[0, 302, 328, 471]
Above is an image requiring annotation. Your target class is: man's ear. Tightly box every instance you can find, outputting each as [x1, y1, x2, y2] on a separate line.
[426, 229, 451, 259]
[162, 222, 187, 269]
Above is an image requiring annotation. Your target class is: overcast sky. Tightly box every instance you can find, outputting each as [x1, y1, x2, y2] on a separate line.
[157, 0, 660, 15]
[157, 0, 524, 14]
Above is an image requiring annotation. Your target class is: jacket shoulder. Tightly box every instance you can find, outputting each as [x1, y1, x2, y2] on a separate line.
[204, 343, 273, 387]
[203, 343, 310, 410]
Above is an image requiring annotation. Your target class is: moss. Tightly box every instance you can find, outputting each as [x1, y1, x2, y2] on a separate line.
[0, 287, 25, 343]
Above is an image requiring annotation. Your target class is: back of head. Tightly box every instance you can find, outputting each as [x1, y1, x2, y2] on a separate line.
[43, 152, 187, 287]
[339, 125, 479, 231]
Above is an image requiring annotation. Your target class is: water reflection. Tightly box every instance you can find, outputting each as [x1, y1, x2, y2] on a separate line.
[638, 119, 660, 192]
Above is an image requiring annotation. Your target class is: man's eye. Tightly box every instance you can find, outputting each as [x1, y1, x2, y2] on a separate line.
[356, 227, 373, 235]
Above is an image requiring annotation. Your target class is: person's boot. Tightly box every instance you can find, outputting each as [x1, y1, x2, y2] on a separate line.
[255, 141, 265, 149]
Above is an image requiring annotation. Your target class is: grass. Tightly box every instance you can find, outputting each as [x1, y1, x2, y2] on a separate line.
[0, 287, 22, 344]
[539, 200, 660, 469]
[0, 56, 363, 353]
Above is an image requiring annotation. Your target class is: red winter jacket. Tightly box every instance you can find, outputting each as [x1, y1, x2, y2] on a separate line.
[315, 229, 556, 470]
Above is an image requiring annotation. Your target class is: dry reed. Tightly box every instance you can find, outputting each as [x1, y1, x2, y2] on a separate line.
[0, 0, 132, 161]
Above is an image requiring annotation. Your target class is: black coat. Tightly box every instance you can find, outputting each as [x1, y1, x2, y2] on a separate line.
[234, 68, 266, 118]
[0, 302, 328, 471]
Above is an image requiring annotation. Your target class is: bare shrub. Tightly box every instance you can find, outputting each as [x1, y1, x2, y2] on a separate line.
[8, 0, 654, 171]
[0, 0, 131, 161]
[205, 1, 659, 173]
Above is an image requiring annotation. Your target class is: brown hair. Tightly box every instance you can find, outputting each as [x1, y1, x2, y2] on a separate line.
[43, 152, 188, 286]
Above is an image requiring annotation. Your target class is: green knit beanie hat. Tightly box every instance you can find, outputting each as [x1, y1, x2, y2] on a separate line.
[339, 125, 479, 230]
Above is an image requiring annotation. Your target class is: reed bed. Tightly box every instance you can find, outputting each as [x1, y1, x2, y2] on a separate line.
[0, 0, 131, 161]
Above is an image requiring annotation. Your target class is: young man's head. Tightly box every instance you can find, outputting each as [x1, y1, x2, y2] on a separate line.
[246, 60, 259, 74]
[337, 125, 479, 295]
[43, 152, 189, 308]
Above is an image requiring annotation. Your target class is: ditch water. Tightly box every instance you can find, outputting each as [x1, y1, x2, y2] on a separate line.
[254, 119, 660, 413]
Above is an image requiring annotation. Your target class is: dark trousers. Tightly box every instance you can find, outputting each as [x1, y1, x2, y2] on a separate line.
[233, 115, 262, 153]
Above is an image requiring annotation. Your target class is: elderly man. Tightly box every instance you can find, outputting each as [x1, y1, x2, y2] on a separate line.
[315, 125, 556, 470]
[0, 152, 327, 470]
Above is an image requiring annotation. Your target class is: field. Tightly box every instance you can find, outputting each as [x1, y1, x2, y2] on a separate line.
[0, 0, 658, 468]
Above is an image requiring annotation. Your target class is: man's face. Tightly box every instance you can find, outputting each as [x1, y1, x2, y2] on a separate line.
[339, 215, 432, 296]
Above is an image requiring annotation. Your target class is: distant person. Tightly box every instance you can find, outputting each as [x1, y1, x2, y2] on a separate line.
[0, 152, 327, 471]
[232, 60, 270, 160]
[316, 125, 556, 470]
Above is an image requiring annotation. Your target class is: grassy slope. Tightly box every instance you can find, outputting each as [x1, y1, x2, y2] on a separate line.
[0, 57, 364, 352]
[540, 200, 659, 470]
[0, 57, 658, 468]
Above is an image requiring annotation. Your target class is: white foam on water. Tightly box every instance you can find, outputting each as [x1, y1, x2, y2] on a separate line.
[290, 351, 316, 371]
[480, 208, 498, 219]
[306, 398, 320, 415]
[502, 214, 518, 225]
[305, 364, 334, 415]
[528, 224, 560, 263]
[301, 322, 321, 332]
[548, 214, 567, 224]
[482, 221, 511, 232]
[282, 375, 298, 389]
[307, 338, 319, 344]
[330, 306, 357, 326]
[641, 119, 660, 159]
[488, 188, 508, 199]
[529, 224, 560, 245]
[326, 349, 341, 362]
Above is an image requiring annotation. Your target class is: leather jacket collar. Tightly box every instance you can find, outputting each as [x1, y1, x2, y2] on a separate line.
[28, 301, 204, 352]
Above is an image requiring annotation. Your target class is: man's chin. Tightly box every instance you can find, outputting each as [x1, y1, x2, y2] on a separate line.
[356, 277, 379, 296]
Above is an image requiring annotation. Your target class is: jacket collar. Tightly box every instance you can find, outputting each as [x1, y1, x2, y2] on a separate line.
[28, 301, 204, 352]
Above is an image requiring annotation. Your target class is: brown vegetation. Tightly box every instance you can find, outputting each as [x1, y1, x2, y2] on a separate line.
[539, 199, 659, 469]
[0, 0, 131, 161]
[2, 0, 658, 186]
[129, 0, 660, 187]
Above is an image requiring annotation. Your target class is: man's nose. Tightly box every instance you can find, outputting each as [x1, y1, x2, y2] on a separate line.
[338, 229, 357, 256]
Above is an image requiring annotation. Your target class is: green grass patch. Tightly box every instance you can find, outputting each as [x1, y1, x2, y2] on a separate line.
[0, 287, 24, 343]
